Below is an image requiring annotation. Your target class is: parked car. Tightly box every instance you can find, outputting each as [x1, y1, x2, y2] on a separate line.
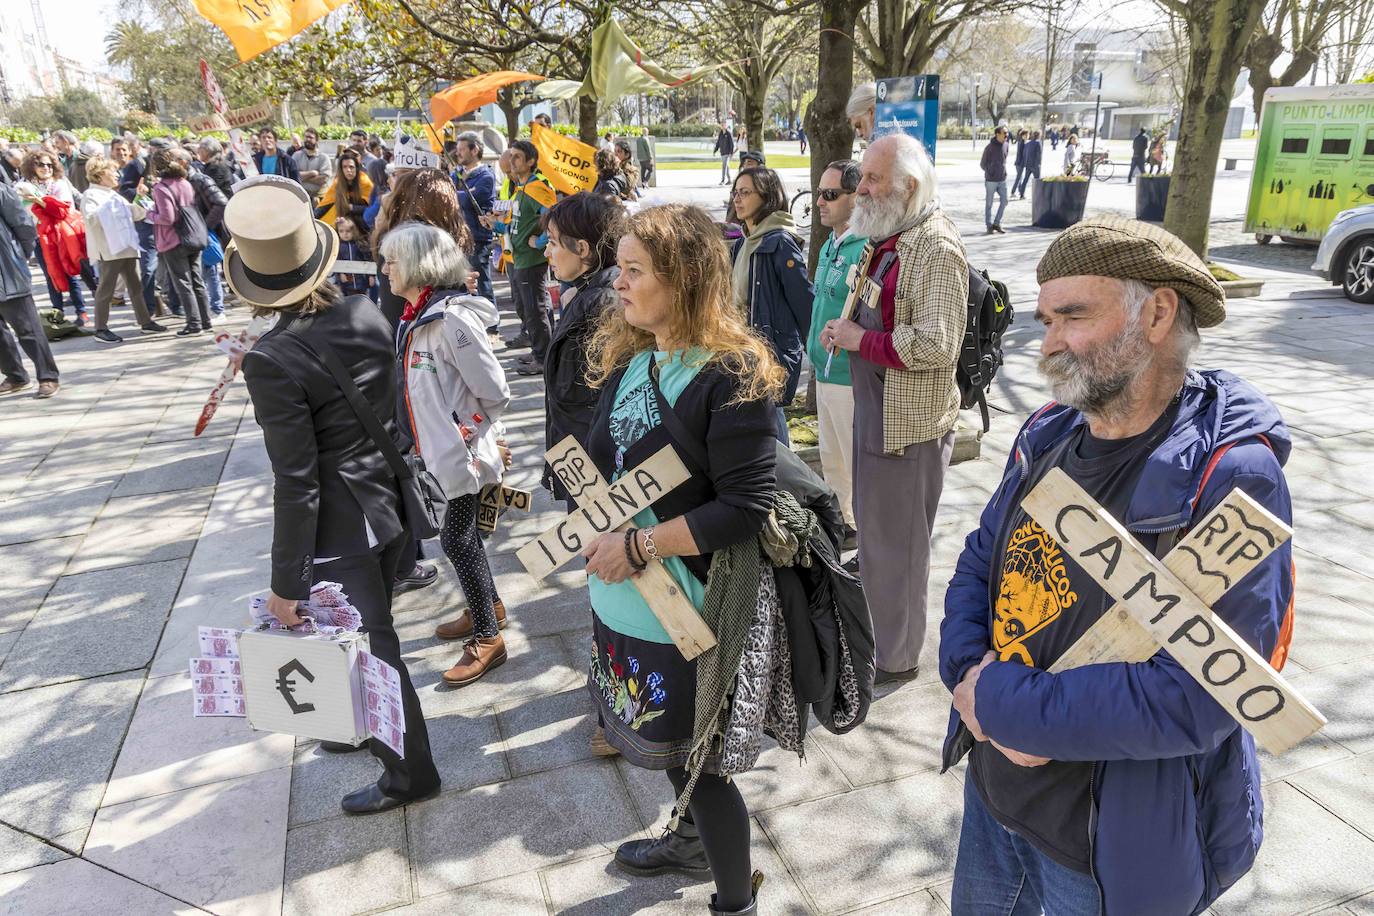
[1313, 203, 1374, 304]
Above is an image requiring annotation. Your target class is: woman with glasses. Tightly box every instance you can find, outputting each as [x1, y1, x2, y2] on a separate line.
[17, 151, 93, 325]
[727, 167, 814, 442]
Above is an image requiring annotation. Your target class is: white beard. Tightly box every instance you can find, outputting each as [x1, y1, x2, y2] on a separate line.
[850, 189, 910, 240]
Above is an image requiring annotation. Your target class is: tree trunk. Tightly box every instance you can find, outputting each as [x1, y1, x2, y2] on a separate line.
[744, 77, 767, 152]
[497, 88, 520, 141]
[578, 95, 599, 146]
[805, 0, 863, 270]
[1163, 0, 1267, 258]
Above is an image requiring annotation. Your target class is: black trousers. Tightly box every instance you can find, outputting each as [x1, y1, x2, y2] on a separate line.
[0, 294, 60, 384]
[317, 534, 440, 798]
[510, 262, 552, 362]
[162, 245, 212, 331]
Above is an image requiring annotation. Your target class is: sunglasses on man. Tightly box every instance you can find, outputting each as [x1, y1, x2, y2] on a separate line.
[816, 188, 853, 202]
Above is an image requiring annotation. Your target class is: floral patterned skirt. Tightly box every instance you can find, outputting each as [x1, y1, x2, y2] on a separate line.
[587, 610, 720, 773]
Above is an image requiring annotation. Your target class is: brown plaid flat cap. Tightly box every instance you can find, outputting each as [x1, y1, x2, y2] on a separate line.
[1037, 215, 1226, 327]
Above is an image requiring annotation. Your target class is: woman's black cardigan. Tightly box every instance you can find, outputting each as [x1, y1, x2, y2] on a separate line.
[584, 358, 777, 584]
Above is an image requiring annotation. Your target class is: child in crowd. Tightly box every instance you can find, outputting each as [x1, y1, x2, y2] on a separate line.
[332, 215, 376, 301]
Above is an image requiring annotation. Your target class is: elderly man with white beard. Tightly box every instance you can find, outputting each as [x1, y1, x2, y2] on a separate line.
[819, 133, 969, 682]
[938, 216, 1294, 916]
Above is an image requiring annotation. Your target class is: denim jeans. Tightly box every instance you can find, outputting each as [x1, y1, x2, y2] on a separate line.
[205, 261, 224, 315]
[952, 778, 1101, 916]
[984, 180, 1008, 228]
[135, 222, 161, 314]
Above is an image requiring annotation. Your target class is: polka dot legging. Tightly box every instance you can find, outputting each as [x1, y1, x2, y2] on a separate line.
[439, 493, 500, 639]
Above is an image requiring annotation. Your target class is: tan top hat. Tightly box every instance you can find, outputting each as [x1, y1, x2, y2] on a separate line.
[223, 174, 339, 309]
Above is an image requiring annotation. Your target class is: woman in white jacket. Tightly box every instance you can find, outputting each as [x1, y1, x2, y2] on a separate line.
[78, 156, 165, 342]
[380, 222, 512, 687]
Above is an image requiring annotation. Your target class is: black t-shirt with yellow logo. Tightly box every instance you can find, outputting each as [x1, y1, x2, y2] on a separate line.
[969, 399, 1179, 873]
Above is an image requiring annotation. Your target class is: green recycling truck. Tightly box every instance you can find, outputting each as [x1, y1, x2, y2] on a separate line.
[1244, 84, 1374, 244]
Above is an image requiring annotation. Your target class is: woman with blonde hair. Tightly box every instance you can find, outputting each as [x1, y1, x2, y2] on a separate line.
[581, 203, 783, 916]
[78, 156, 165, 342]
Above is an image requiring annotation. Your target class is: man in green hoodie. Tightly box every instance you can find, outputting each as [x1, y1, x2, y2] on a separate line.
[806, 160, 866, 536]
[483, 139, 556, 372]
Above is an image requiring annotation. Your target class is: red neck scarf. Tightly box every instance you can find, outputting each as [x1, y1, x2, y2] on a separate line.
[401, 285, 435, 323]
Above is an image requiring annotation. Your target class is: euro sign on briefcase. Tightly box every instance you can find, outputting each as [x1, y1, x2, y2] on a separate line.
[238, 626, 373, 746]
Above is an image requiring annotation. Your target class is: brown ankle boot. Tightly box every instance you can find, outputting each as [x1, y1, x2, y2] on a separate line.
[441, 634, 507, 686]
[435, 600, 507, 640]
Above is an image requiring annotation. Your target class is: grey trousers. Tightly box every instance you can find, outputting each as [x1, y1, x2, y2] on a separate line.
[162, 245, 212, 332]
[94, 257, 152, 331]
[510, 262, 552, 362]
[0, 294, 60, 384]
[853, 429, 955, 672]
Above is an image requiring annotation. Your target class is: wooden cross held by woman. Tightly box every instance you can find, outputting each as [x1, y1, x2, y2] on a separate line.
[516, 436, 717, 659]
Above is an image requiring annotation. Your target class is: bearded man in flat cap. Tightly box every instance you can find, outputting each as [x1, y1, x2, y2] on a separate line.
[938, 216, 1295, 916]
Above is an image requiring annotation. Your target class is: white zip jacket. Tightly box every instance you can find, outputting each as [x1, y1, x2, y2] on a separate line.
[401, 291, 510, 498]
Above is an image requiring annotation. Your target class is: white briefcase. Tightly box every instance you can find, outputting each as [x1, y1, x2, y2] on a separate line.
[238, 626, 371, 745]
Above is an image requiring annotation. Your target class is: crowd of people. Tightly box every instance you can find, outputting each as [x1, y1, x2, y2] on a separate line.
[5, 89, 1292, 916]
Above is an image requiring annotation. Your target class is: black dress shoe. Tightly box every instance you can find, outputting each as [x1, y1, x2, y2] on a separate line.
[874, 665, 920, 685]
[319, 739, 367, 753]
[614, 821, 711, 876]
[393, 563, 438, 594]
[341, 781, 439, 815]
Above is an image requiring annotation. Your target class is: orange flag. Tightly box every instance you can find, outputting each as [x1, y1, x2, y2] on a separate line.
[193, 0, 351, 62]
[431, 71, 546, 127]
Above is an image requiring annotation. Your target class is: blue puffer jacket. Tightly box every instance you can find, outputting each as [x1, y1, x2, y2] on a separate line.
[731, 228, 814, 405]
[940, 369, 1293, 916]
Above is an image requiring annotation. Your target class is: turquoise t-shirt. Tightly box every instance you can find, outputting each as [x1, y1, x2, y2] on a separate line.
[805, 229, 868, 387]
[588, 348, 711, 643]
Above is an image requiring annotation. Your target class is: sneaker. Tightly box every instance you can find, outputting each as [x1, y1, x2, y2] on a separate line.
[441, 635, 507, 686]
[516, 361, 544, 376]
[176, 327, 202, 337]
[503, 333, 531, 351]
[393, 563, 438, 594]
[94, 329, 123, 344]
[74, 311, 88, 328]
[435, 600, 508, 640]
[141, 322, 169, 334]
[0, 379, 31, 395]
[993, 224, 1006, 234]
[35, 380, 59, 399]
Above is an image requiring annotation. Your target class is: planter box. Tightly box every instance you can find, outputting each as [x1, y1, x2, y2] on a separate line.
[1032, 179, 1090, 229]
[1219, 278, 1265, 299]
[1135, 175, 1170, 222]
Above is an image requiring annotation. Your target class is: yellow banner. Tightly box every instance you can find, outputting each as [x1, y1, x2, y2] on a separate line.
[193, 0, 350, 62]
[531, 123, 596, 196]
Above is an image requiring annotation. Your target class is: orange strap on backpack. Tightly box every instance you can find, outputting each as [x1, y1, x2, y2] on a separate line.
[1190, 435, 1295, 671]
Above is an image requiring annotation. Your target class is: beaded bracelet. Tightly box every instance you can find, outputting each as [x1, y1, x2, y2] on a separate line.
[624, 528, 647, 572]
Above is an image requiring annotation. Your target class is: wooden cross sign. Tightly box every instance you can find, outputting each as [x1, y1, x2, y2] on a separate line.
[515, 436, 718, 659]
[476, 483, 533, 533]
[1021, 468, 1325, 756]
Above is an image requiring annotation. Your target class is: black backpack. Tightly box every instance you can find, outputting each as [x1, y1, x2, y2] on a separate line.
[958, 266, 1013, 432]
[173, 198, 209, 251]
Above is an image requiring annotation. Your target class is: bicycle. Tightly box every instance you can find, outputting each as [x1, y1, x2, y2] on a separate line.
[789, 189, 814, 232]
[1077, 151, 1115, 182]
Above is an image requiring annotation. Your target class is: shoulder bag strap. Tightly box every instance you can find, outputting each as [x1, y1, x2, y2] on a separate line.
[648, 359, 710, 475]
[286, 315, 414, 484]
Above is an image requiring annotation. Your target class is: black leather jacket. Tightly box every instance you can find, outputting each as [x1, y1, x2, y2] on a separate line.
[242, 295, 407, 599]
[542, 266, 618, 500]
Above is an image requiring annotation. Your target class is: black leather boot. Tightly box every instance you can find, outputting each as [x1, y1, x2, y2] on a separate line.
[614, 821, 710, 876]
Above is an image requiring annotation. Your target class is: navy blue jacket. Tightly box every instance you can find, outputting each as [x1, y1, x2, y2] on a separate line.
[1024, 139, 1043, 172]
[940, 370, 1293, 915]
[253, 150, 300, 182]
[730, 229, 814, 405]
[453, 164, 496, 246]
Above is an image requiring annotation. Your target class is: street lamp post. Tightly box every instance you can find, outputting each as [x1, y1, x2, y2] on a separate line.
[972, 73, 983, 152]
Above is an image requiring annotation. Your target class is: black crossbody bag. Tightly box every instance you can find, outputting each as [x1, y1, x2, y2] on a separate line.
[289, 315, 448, 539]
